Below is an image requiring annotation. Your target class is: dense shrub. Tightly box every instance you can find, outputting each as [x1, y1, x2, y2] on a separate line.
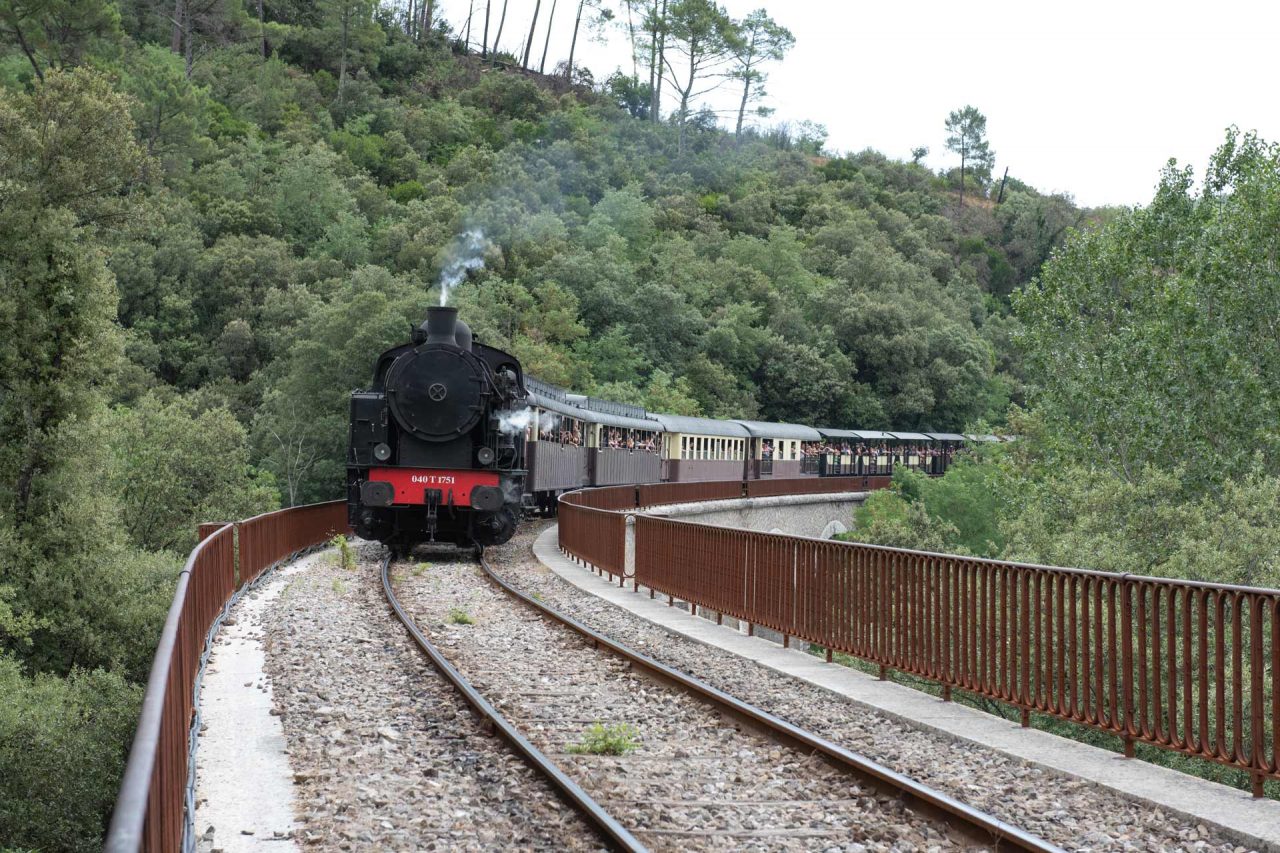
[0, 657, 141, 853]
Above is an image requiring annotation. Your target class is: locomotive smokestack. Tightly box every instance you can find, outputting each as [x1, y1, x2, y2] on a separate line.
[424, 306, 459, 345]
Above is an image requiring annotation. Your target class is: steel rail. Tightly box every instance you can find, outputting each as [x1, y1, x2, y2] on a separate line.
[378, 555, 647, 853]
[477, 549, 1065, 853]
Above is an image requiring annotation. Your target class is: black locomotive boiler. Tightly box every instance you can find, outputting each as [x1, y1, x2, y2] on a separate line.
[347, 306, 528, 550]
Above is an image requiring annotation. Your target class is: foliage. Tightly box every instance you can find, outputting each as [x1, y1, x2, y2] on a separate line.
[944, 105, 995, 190]
[446, 607, 475, 625]
[848, 459, 1005, 557]
[331, 533, 354, 570]
[859, 130, 1280, 597]
[566, 721, 640, 755]
[0, 656, 141, 853]
[727, 9, 793, 137]
[106, 396, 279, 553]
[1016, 129, 1280, 488]
[661, 0, 736, 152]
[0, 0, 121, 80]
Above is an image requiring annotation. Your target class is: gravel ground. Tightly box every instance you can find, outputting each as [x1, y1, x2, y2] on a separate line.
[484, 522, 1256, 853]
[393, 549, 975, 852]
[259, 541, 600, 851]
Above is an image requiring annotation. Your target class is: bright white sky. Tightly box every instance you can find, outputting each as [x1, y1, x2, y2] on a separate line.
[435, 0, 1280, 208]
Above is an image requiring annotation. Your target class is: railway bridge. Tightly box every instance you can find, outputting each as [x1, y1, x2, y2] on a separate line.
[104, 479, 1280, 852]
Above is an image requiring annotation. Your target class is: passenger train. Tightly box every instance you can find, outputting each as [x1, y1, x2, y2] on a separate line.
[347, 307, 1004, 551]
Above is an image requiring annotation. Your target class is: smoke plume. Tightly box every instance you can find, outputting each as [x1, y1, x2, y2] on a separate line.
[437, 228, 489, 306]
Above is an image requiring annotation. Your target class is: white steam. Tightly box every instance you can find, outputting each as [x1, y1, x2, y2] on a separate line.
[497, 407, 535, 435]
[437, 228, 489, 306]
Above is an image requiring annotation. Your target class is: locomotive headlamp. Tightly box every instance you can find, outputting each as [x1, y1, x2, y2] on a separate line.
[477, 446, 495, 465]
[373, 442, 392, 461]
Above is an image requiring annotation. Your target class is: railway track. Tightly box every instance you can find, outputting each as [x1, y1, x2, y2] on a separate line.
[382, 548, 1063, 852]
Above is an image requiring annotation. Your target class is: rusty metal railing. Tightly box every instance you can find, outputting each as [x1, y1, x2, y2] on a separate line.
[558, 496, 629, 577]
[106, 501, 349, 852]
[746, 475, 891, 498]
[238, 501, 350, 585]
[629, 512, 1280, 796]
[637, 479, 744, 507]
[557, 478, 1279, 794]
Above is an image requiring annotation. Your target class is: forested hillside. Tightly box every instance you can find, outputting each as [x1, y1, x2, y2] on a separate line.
[848, 129, 1280, 791]
[0, 2, 1090, 847]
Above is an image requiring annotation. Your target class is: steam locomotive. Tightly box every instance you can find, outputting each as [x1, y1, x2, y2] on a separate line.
[346, 306, 528, 550]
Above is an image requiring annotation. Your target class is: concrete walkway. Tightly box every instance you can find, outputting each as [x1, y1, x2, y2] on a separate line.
[193, 553, 321, 852]
[534, 526, 1280, 851]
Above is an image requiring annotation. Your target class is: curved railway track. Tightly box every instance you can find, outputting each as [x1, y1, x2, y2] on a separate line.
[381, 548, 1063, 852]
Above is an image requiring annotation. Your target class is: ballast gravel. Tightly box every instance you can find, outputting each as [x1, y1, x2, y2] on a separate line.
[483, 522, 1257, 853]
[392, 551, 972, 852]
[258, 541, 599, 851]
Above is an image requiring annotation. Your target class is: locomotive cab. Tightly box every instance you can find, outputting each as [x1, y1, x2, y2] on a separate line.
[347, 306, 528, 551]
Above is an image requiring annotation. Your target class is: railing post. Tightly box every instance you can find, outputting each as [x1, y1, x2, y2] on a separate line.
[1120, 574, 1135, 757]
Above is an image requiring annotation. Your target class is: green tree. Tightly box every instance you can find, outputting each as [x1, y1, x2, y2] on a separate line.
[566, 0, 612, 81]
[327, 0, 378, 102]
[107, 396, 278, 553]
[1015, 129, 1280, 486]
[0, 0, 121, 81]
[661, 0, 736, 153]
[0, 69, 145, 530]
[944, 105, 994, 207]
[727, 8, 792, 138]
[0, 658, 142, 852]
[120, 43, 212, 168]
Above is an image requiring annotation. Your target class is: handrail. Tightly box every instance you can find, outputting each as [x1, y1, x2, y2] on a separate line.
[557, 478, 1280, 797]
[106, 501, 349, 852]
[105, 524, 231, 852]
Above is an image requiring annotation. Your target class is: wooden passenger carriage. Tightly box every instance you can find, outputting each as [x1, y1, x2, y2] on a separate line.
[730, 420, 823, 479]
[521, 377, 992, 509]
[647, 414, 750, 483]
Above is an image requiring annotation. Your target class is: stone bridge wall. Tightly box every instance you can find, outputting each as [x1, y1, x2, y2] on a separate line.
[621, 492, 866, 575]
